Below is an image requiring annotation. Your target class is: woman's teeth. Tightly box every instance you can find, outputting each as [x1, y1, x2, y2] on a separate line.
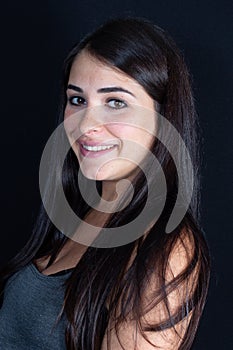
[82, 144, 115, 152]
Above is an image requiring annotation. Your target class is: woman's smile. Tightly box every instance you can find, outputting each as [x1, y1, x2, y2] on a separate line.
[78, 140, 118, 158]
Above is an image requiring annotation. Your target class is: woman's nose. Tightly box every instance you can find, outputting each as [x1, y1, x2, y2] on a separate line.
[78, 107, 103, 135]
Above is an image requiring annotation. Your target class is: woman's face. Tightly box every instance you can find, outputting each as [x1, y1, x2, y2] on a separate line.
[64, 50, 156, 181]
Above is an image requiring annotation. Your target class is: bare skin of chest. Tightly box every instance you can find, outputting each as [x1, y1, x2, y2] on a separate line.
[34, 208, 109, 275]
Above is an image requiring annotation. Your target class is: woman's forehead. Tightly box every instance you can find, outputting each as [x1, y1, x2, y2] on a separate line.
[70, 51, 135, 84]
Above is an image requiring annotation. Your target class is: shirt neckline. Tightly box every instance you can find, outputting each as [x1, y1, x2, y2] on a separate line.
[29, 263, 73, 281]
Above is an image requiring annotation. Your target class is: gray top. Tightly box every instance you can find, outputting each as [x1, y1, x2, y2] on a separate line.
[0, 263, 71, 349]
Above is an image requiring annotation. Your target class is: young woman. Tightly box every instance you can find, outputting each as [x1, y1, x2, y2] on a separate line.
[0, 17, 210, 349]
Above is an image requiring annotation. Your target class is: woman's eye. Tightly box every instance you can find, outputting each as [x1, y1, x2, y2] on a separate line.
[107, 99, 127, 109]
[68, 96, 86, 106]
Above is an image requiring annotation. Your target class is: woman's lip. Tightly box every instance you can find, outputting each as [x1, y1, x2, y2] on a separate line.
[77, 140, 117, 147]
[77, 142, 118, 158]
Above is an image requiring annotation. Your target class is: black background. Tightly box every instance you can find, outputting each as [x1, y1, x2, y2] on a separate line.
[0, 1, 232, 349]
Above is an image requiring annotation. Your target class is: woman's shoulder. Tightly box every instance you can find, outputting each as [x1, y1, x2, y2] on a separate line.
[101, 226, 208, 350]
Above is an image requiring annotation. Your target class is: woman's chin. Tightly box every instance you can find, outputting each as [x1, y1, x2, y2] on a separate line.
[80, 168, 108, 181]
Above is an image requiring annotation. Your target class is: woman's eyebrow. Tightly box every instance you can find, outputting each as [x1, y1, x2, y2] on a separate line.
[97, 87, 136, 97]
[67, 84, 83, 93]
[67, 84, 136, 97]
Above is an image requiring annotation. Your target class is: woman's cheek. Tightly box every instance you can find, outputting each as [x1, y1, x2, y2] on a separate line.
[106, 123, 135, 139]
[64, 109, 81, 139]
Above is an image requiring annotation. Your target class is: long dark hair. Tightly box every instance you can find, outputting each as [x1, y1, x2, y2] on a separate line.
[0, 17, 210, 349]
